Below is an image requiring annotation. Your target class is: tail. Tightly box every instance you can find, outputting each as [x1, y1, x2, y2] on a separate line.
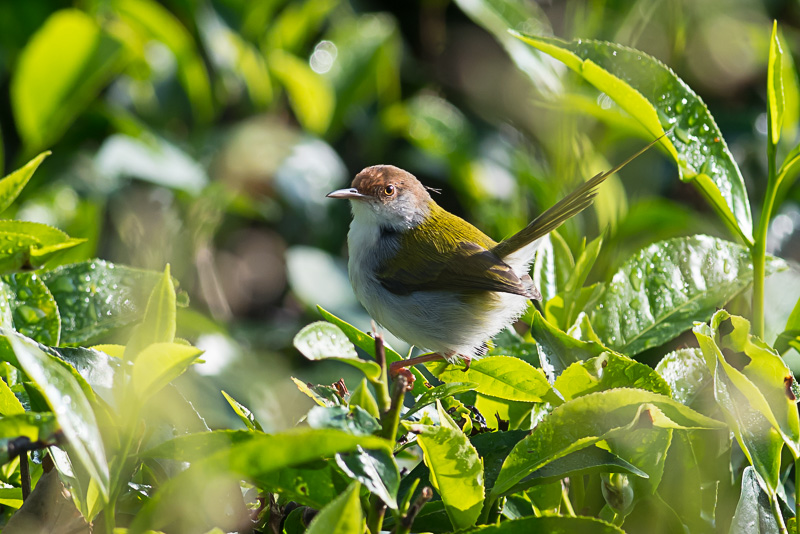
[491, 135, 665, 260]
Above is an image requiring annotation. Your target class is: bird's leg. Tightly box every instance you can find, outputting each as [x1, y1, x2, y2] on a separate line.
[389, 352, 446, 376]
[461, 355, 471, 372]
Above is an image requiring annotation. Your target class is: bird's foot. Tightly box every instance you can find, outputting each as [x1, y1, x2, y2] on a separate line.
[461, 356, 472, 372]
[389, 352, 446, 377]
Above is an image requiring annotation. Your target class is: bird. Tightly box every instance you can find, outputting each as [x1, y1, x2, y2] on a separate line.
[327, 138, 661, 374]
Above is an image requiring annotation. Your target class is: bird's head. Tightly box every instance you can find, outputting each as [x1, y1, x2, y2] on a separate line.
[327, 165, 433, 231]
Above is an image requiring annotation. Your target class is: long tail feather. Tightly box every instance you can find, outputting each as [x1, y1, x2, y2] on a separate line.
[492, 134, 666, 259]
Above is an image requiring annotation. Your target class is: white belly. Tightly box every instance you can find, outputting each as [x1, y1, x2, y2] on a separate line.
[347, 217, 530, 358]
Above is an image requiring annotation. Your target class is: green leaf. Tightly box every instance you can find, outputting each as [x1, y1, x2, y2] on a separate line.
[270, 50, 335, 134]
[317, 306, 426, 394]
[531, 309, 608, 379]
[131, 342, 203, 401]
[259, 461, 346, 509]
[221, 390, 263, 432]
[415, 422, 484, 530]
[42, 260, 174, 345]
[516, 34, 753, 244]
[768, 21, 785, 146]
[730, 466, 782, 534]
[565, 235, 603, 294]
[775, 294, 800, 354]
[554, 351, 671, 401]
[6, 332, 109, 499]
[655, 348, 712, 406]
[112, 0, 213, 123]
[0, 152, 49, 214]
[590, 236, 780, 356]
[11, 9, 125, 151]
[4, 272, 60, 346]
[0, 221, 84, 273]
[430, 355, 561, 405]
[404, 382, 478, 419]
[349, 378, 380, 419]
[305, 482, 363, 534]
[490, 388, 724, 499]
[0, 372, 23, 415]
[125, 264, 176, 359]
[294, 321, 381, 379]
[336, 446, 399, 509]
[465, 515, 625, 533]
[306, 405, 381, 436]
[694, 311, 800, 492]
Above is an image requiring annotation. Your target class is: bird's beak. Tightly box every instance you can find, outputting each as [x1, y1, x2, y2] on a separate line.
[326, 188, 368, 200]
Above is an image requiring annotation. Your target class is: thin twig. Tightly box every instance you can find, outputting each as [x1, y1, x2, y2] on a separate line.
[19, 452, 30, 501]
[394, 487, 433, 534]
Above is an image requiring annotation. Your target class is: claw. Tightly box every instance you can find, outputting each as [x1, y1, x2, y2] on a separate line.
[461, 356, 472, 372]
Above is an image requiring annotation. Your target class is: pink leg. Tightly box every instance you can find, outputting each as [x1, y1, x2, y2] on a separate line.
[389, 353, 446, 376]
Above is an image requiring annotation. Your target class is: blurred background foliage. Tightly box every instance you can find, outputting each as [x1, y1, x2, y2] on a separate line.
[1, 0, 800, 430]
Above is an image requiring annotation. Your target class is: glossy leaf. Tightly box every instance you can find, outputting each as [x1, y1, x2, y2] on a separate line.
[221, 390, 263, 432]
[306, 405, 381, 436]
[515, 35, 753, 243]
[0, 372, 23, 415]
[0, 152, 49, 214]
[0, 221, 84, 273]
[42, 260, 169, 345]
[730, 466, 781, 534]
[404, 382, 478, 419]
[125, 264, 176, 359]
[768, 21, 785, 146]
[430, 355, 561, 405]
[466, 515, 624, 533]
[415, 422, 485, 530]
[490, 388, 724, 499]
[11, 9, 125, 151]
[7, 332, 109, 499]
[112, 0, 213, 123]
[317, 307, 426, 394]
[131, 342, 203, 401]
[590, 236, 780, 355]
[554, 351, 671, 401]
[294, 321, 381, 379]
[531, 310, 607, 380]
[336, 446, 399, 509]
[4, 272, 60, 346]
[349, 378, 380, 418]
[655, 348, 712, 406]
[305, 482, 363, 534]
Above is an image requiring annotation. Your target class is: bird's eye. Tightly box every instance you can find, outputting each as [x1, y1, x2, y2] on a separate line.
[384, 185, 395, 196]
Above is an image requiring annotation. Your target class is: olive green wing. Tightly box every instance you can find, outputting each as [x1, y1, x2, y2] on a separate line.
[377, 240, 541, 299]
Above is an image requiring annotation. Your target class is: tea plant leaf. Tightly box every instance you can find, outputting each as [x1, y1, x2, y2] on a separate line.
[431, 355, 562, 405]
[0, 221, 84, 273]
[0, 372, 23, 415]
[465, 515, 624, 533]
[415, 422, 485, 530]
[317, 306, 426, 394]
[515, 35, 753, 243]
[590, 236, 781, 356]
[0, 152, 49, 214]
[490, 388, 724, 500]
[531, 309, 608, 379]
[6, 332, 109, 499]
[775, 294, 800, 354]
[270, 50, 335, 134]
[404, 382, 478, 419]
[349, 378, 380, 418]
[655, 348, 712, 406]
[768, 21, 785, 146]
[294, 321, 381, 379]
[131, 342, 203, 401]
[336, 446, 399, 509]
[11, 9, 125, 151]
[694, 311, 800, 492]
[730, 466, 782, 534]
[42, 260, 171, 345]
[259, 462, 346, 509]
[554, 351, 671, 401]
[125, 264, 176, 359]
[221, 390, 263, 432]
[305, 482, 363, 534]
[306, 405, 381, 436]
[4, 272, 60, 347]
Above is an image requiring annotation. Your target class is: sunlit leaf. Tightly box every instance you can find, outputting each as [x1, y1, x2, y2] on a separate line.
[655, 348, 712, 406]
[730, 466, 782, 534]
[429, 355, 561, 405]
[404, 382, 478, 419]
[516, 34, 753, 244]
[7, 332, 109, 499]
[306, 405, 381, 436]
[131, 342, 203, 401]
[0, 152, 49, 214]
[415, 422, 484, 529]
[490, 389, 724, 500]
[4, 272, 60, 346]
[125, 265, 176, 359]
[270, 50, 335, 135]
[554, 351, 671, 401]
[349, 378, 380, 419]
[768, 21, 785, 146]
[11, 9, 125, 151]
[221, 390, 263, 432]
[531, 309, 607, 380]
[305, 482, 363, 534]
[591, 236, 782, 356]
[0, 221, 84, 273]
[336, 446, 399, 509]
[465, 515, 624, 533]
[0, 372, 23, 415]
[294, 321, 381, 379]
